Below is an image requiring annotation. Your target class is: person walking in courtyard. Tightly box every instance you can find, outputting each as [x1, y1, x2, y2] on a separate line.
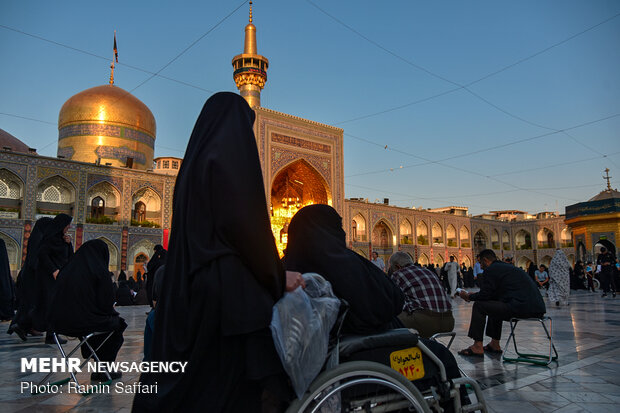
[548, 249, 571, 306]
[443, 256, 460, 296]
[597, 246, 616, 298]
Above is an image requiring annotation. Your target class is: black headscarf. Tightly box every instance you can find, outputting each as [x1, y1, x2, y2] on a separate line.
[133, 92, 285, 412]
[49, 239, 122, 336]
[37, 213, 73, 276]
[284, 204, 404, 334]
[0, 239, 14, 320]
[11, 217, 52, 328]
[145, 245, 166, 307]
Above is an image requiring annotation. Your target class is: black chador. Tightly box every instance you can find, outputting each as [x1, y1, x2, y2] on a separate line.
[284, 204, 405, 334]
[0, 239, 15, 321]
[132, 92, 286, 412]
[8, 217, 52, 339]
[49, 239, 126, 362]
[33, 213, 73, 336]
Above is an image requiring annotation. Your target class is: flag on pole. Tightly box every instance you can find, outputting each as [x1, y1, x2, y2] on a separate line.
[113, 32, 118, 62]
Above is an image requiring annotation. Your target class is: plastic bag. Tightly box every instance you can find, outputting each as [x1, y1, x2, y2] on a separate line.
[270, 273, 340, 399]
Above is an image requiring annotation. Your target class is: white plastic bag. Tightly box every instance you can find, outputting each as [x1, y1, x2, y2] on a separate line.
[270, 273, 340, 399]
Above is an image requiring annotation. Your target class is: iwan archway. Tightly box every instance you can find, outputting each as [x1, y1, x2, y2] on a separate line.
[270, 159, 331, 256]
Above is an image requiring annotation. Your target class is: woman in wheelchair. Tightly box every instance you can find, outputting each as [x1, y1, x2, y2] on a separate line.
[48, 239, 127, 380]
[283, 205, 479, 412]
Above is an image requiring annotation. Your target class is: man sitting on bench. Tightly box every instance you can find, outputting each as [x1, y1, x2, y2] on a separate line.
[456, 249, 546, 356]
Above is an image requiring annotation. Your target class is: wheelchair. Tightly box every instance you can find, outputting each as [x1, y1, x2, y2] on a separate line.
[286, 327, 487, 413]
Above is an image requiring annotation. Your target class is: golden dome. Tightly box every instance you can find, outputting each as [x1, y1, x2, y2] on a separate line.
[57, 85, 156, 170]
[58, 85, 155, 135]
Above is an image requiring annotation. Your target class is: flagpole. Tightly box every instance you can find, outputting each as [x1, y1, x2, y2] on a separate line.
[110, 30, 117, 85]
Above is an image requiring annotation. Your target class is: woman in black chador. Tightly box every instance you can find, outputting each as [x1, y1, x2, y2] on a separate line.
[132, 92, 303, 412]
[49, 239, 126, 377]
[145, 244, 166, 308]
[34, 213, 74, 344]
[284, 204, 405, 335]
[115, 271, 134, 306]
[0, 239, 15, 321]
[8, 217, 52, 340]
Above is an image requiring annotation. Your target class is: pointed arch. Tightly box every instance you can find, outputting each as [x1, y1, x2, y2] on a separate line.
[560, 228, 573, 248]
[446, 224, 457, 247]
[416, 221, 428, 245]
[372, 219, 393, 248]
[540, 255, 552, 268]
[434, 253, 444, 267]
[459, 226, 470, 248]
[516, 255, 533, 271]
[515, 229, 532, 250]
[432, 222, 443, 246]
[400, 219, 413, 245]
[502, 230, 511, 251]
[36, 175, 75, 215]
[418, 253, 429, 266]
[132, 187, 161, 226]
[0, 232, 19, 273]
[127, 238, 155, 276]
[0, 169, 24, 217]
[491, 229, 500, 250]
[474, 229, 488, 252]
[270, 159, 332, 256]
[352, 213, 367, 242]
[96, 237, 119, 272]
[462, 256, 471, 267]
[537, 227, 555, 249]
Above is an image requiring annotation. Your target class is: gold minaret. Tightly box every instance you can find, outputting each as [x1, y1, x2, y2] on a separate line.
[232, 1, 269, 107]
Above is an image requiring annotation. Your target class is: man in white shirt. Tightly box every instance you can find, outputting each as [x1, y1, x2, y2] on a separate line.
[371, 251, 385, 272]
[443, 256, 460, 296]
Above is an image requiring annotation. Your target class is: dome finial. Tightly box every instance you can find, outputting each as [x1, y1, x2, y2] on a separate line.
[109, 31, 118, 85]
[249, 1, 253, 23]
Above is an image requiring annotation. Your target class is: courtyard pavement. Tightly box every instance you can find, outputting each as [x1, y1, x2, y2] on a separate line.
[0, 288, 619, 412]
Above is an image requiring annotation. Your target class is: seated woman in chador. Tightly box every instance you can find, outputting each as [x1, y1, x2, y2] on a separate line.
[49, 239, 126, 380]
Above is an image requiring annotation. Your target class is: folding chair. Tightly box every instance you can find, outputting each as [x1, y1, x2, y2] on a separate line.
[502, 316, 558, 366]
[36, 331, 115, 395]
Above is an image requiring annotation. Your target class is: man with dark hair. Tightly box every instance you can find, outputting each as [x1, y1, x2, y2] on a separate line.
[456, 249, 546, 356]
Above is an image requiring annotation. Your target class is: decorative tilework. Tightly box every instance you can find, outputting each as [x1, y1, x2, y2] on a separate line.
[87, 174, 124, 193]
[37, 166, 80, 185]
[57, 147, 75, 159]
[59, 123, 154, 147]
[95, 146, 146, 165]
[270, 148, 331, 186]
[0, 161, 28, 183]
[83, 228, 122, 250]
[371, 212, 396, 230]
[130, 179, 163, 198]
[271, 133, 331, 154]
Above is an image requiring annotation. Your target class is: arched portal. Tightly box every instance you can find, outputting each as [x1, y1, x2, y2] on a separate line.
[418, 253, 429, 266]
[417, 221, 428, 245]
[516, 256, 533, 271]
[515, 230, 532, 250]
[270, 159, 331, 256]
[134, 253, 149, 279]
[474, 230, 488, 253]
[352, 213, 367, 242]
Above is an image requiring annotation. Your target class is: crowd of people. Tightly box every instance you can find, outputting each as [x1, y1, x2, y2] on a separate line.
[0, 92, 618, 412]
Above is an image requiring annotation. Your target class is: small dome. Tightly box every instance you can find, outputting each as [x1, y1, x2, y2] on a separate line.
[589, 189, 620, 201]
[0, 128, 31, 153]
[58, 85, 155, 136]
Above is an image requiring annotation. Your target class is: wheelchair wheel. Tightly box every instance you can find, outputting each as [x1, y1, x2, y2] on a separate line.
[286, 360, 431, 413]
[593, 278, 600, 290]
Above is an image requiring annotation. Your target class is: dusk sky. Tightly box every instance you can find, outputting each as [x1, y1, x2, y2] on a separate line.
[1, 0, 619, 215]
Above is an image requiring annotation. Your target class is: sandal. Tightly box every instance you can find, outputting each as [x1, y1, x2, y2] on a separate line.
[458, 347, 484, 357]
[483, 344, 502, 354]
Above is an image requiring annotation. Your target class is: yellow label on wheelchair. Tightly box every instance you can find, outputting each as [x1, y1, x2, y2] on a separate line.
[389, 346, 425, 381]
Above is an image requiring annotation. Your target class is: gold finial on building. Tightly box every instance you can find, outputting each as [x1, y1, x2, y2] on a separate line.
[604, 168, 612, 191]
[109, 31, 119, 85]
[231, 1, 269, 107]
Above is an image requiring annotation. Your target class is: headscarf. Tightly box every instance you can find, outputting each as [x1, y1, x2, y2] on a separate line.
[0, 239, 15, 320]
[153, 91, 284, 346]
[134, 92, 285, 411]
[284, 204, 404, 334]
[37, 213, 73, 273]
[49, 239, 122, 335]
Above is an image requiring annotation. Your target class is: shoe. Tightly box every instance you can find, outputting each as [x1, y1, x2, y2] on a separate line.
[13, 326, 28, 342]
[601, 293, 607, 298]
[28, 329, 44, 337]
[613, 293, 617, 298]
[483, 344, 503, 354]
[458, 347, 484, 357]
